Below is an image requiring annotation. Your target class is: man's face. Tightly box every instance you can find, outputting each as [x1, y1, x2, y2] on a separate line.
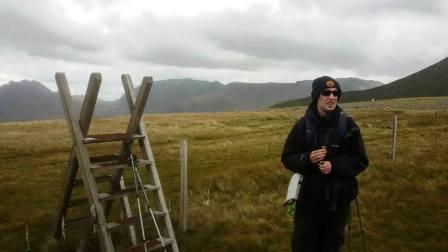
[317, 87, 340, 115]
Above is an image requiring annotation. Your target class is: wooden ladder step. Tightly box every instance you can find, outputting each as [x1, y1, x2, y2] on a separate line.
[106, 210, 165, 230]
[124, 210, 166, 225]
[88, 154, 152, 170]
[98, 184, 159, 202]
[73, 175, 115, 186]
[126, 237, 173, 252]
[90, 154, 121, 163]
[83, 133, 145, 144]
[64, 216, 91, 227]
[91, 159, 152, 170]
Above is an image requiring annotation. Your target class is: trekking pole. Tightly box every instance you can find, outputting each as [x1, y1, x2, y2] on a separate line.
[129, 154, 148, 252]
[347, 207, 352, 252]
[355, 198, 367, 252]
[130, 154, 166, 251]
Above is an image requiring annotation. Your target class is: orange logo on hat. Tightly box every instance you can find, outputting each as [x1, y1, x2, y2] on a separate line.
[326, 80, 335, 88]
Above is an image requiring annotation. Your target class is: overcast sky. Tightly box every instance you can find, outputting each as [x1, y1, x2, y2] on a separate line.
[1, 0, 447, 100]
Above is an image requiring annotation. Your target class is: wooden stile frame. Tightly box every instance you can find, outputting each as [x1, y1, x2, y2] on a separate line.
[53, 72, 179, 252]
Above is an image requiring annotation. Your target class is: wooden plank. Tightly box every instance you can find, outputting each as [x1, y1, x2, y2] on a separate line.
[125, 76, 152, 142]
[55, 72, 114, 252]
[83, 133, 145, 144]
[122, 74, 179, 252]
[91, 159, 152, 170]
[64, 216, 91, 227]
[53, 73, 101, 239]
[120, 177, 137, 246]
[121, 210, 166, 226]
[98, 184, 159, 201]
[106, 210, 166, 230]
[80, 73, 102, 135]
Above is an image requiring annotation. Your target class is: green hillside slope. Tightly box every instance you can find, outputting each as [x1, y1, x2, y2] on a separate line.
[273, 57, 448, 107]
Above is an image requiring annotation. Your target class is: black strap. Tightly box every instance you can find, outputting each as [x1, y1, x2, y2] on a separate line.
[305, 111, 349, 147]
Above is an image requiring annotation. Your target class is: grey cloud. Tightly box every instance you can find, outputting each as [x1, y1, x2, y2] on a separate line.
[201, 3, 448, 80]
[282, 0, 445, 16]
[367, 0, 445, 14]
[199, 8, 368, 69]
[120, 14, 265, 71]
[131, 44, 261, 71]
[0, 10, 101, 63]
[122, 3, 447, 79]
[0, 0, 447, 89]
[71, 0, 121, 9]
[207, 30, 367, 69]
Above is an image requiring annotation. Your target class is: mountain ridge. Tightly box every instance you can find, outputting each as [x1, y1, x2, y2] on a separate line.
[0, 77, 382, 122]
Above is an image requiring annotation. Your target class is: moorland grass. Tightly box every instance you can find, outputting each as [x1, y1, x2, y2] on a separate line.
[0, 97, 447, 251]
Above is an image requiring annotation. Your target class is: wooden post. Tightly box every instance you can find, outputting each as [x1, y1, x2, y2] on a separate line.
[180, 140, 188, 233]
[25, 225, 30, 252]
[392, 115, 398, 160]
[435, 111, 439, 147]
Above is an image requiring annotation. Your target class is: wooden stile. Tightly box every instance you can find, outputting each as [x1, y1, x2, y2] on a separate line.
[53, 72, 179, 252]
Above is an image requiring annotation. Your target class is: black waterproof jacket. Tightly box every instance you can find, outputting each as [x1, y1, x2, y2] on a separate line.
[281, 104, 368, 208]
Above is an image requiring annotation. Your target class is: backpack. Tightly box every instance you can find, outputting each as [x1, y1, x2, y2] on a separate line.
[305, 111, 349, 147]
[284, 112, 350, 216]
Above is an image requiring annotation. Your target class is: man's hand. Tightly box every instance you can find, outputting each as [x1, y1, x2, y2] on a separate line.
[309, 146, 327, 164]
[318, 161, 332, 174]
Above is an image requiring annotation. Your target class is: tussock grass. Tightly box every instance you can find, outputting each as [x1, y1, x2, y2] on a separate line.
[0, 98, 447, 251]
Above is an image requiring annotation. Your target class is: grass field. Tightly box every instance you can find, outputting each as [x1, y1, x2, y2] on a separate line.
[0, 97, 447, 251]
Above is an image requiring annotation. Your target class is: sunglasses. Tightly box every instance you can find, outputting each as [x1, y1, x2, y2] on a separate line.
[321, 90, 340, 97]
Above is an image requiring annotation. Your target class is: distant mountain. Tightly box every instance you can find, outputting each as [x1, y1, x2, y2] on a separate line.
[173, 78, 382, 112]
[0, 80, 62, 121]
[133, 78, 225, 113]
[0, 77, 382, 122]
[273, 57, 448, 107]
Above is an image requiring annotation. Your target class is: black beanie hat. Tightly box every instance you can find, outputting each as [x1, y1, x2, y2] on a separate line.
[311, 76, 342, 101]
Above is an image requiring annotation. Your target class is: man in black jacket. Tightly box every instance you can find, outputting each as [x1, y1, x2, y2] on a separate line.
[281, 76, 368, 252]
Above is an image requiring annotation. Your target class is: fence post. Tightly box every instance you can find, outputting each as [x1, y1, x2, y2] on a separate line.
[180, 140, 188, 233]
[392, 115, 398, 160]
[435, 111, 439, 147]
[25, 225, 31, 252]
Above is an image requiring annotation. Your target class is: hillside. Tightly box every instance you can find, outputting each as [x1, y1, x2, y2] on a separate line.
[273, 56, 448, 107]
[0, 77, 381, 122]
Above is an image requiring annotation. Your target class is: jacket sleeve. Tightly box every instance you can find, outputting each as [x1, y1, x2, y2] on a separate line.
[281, 118, 318, 175]
[330, 118, 369, 178]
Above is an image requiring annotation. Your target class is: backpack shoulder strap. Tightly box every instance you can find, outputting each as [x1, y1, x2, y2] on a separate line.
[338, 111, 356, 140]
[304, 116, 314, 147]
[338, 112, 348, 138]
[305, 111, 351, 146]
